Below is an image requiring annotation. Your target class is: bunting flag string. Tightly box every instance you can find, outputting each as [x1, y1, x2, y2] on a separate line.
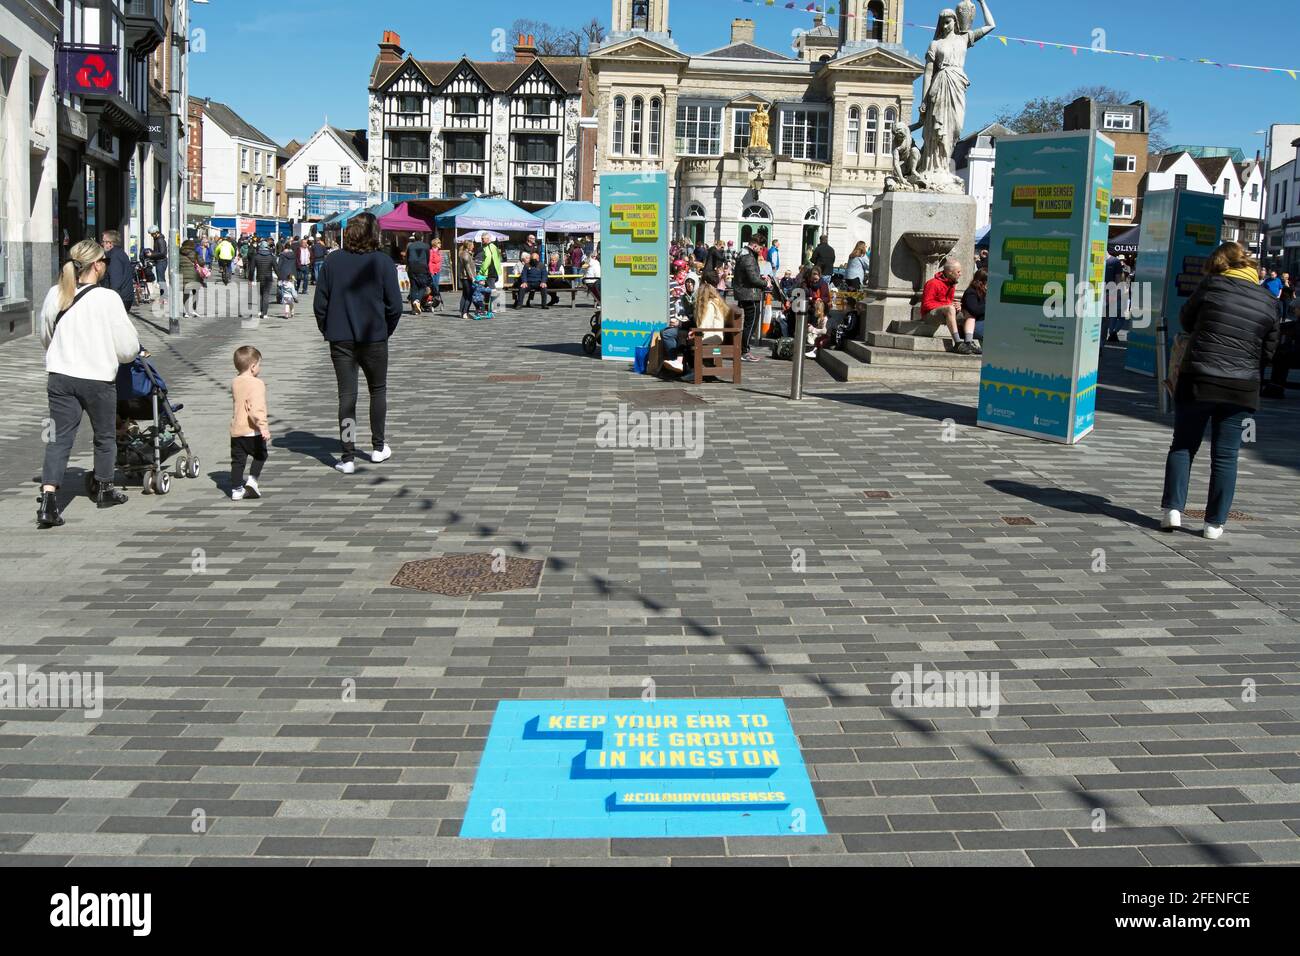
[729, 0, 1300, 79]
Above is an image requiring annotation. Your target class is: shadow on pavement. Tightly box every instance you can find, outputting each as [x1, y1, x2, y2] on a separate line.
[817, 390, 979, 427]
[274, 429, 338, 467]
[986, 479, 1163, 531]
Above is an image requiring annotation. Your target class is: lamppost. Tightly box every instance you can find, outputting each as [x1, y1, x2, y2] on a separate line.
[1254, 128, 1270, 263]
[167, 0, 205, 334]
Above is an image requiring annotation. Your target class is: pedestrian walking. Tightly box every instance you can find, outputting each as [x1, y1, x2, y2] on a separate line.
[214, 234, 236, 285]
[249, 240, 277, 319]
[275, 241, 297, 319]
[311, 235, 326, 285]
[404, 233, 431, 314]
[296, 238, 312, 294]
[228, 345, 271, 501]
[178, 238, 202, 318]
[313, 212, 403, 473]
[99, 230, 135, 311]
[427, 238, 445, 310]
[146, 228, 169, 305]
[1160, 241, 1280, 540]
[35, 239, 141, 528]
[457, 240, 477, 320]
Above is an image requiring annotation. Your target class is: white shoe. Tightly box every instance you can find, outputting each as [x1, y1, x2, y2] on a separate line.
[805, 349, 817, 359]
[1203, 524, 1224, 540]
[243, 476, 261, 499]
[370, 445, 392, 463]
[230, 486, 245, 501]
[334, 460, 355, 475]
[664, 357, 684, 372]
[1161, 509, 1181, 531]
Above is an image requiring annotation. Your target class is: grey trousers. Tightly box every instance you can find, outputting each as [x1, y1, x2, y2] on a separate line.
[42, 372, 118, 488]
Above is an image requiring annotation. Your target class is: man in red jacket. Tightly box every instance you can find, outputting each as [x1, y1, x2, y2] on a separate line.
[922, 258, 979, 355]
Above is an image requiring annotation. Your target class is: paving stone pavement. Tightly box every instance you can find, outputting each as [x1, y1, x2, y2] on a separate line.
[1, 291, 1298, 867]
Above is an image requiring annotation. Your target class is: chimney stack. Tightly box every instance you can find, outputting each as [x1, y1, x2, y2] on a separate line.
[378, 30, 404, 65]
[731, 18, 755, 45]
[515, 33, 537, 63]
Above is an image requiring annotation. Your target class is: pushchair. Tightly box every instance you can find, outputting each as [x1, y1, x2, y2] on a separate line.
[469, 277, 495, 320]
[109, 353, 200, 496]
[581, 310, 602, 356]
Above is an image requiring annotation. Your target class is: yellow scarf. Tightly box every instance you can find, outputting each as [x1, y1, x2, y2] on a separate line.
[1222, 266, 1259, 284]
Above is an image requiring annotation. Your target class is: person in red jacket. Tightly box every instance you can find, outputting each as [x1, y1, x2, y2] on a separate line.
[921, 258, 979, 355]
[426, 238, 445, 311]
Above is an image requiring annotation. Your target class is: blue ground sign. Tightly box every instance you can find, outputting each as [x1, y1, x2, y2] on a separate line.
[460, 698, 826, 839]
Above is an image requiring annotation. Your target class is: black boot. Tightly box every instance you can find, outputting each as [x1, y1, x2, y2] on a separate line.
[36, 490, 64, 528]
[96, 482, 128, 509]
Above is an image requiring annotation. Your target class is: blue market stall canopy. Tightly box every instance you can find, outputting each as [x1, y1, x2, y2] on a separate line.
[1108, 225, 1141, 255]
[974, 224, 991, 248]
[337, 202, 396, 230]
[435, 196, 541, 233]
[536, 201, 599, 234]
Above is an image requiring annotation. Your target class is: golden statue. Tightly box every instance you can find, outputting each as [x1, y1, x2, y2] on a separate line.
[749, 104, 771, 151]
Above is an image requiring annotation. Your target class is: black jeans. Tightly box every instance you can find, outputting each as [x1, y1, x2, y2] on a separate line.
[329, 340, 389, 462]
[42, 373, 117, 488]
[739, 299, 759, 353]
[230, 434, 268, 487]
[408, 270, 431, 304]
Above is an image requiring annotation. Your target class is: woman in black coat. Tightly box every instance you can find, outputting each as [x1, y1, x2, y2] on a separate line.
[1160, 241, 1279, 539]
[313, 212, 403, 474]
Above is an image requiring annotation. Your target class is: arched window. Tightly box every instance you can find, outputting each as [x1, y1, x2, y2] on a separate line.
[881, 107, 896, 154]
[864, 107, 879, 154]
[686, 201, 707, 220]
[846, 107, 860, 156]
[630, 96, 644, 156]
[868, 1, 885, 42]
[804, 207, 820, 222]
[742, 203, 772, 221]
[648, 97, 662, 157]
[612, 95, 625, 156]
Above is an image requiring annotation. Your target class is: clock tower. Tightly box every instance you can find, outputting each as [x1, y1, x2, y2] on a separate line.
[612, 0, 669, 36]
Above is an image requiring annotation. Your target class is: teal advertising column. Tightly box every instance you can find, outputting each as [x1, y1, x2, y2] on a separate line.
[1125, 189, 1226, 378]
[977, 130, 1114, 444]
[599, 172, 669, 362]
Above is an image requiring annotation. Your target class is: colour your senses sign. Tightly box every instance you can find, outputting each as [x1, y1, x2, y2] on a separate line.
[977, 130, 1114, 444]
[460, 699, 826, 839]
[598, 172, 669, 362]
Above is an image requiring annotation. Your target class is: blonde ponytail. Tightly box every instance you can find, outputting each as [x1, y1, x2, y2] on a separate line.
[58, 239, 107, 311]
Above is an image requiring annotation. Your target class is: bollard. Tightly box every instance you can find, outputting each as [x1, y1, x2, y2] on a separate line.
[790, 291, 808, 401]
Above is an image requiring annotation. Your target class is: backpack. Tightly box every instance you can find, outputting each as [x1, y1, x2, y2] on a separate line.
[771, 337, 796, 360]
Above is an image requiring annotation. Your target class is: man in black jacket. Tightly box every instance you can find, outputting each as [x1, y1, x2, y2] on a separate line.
[404, 234, 431, 313]
[733, 240, 767, 361]
[812, 237, 836, 277]
[99, 230, 135, 310]
[146, 228, 169, 305]
[249, 240, 278, 319]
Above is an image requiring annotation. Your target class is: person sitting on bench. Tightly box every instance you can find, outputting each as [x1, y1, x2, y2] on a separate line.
[513, 253, 549, 309]
[545, 253, 567, 306]
[664, 271, 726, 374]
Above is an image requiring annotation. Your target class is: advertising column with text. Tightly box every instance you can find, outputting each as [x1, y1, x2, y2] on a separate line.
[599, 172, 669, 362]
[977, 130, 1114, 444]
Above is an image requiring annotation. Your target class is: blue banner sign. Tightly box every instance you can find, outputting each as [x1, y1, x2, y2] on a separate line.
[460, 698, 826, 839]
[978, 130, 1114, 444]
[598, 172, 669, 361]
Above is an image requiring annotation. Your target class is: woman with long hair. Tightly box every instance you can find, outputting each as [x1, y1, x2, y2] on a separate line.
[36, 239, 141, 527]
[844, 240, 870, 291]
[1160, 241, 1279, 539]
[457, 240, 477, 320]
[313, 212, 403, 473]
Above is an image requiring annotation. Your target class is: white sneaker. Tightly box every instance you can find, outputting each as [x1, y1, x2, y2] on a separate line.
[334, 460, 355, 475]
[243, 476, 261, 499]
[230, 486, 245, 501]
[1161, 509, 1181, 531]
[1203, 524, 1224, 540]
[805, 349, 818, 359]
[370, 444, 392, 464]
[665, 357, 685, 372]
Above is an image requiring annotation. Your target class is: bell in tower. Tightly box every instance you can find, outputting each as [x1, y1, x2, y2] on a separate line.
[613, 0, 670, 36]
[840, 0, 905, 49]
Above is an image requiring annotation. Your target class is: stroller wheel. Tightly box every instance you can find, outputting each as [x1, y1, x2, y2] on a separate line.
[155, 471, 172, 496]
[174, 455, 189, 478]
[186, 455, 201, 479]
[589, 315, 601, 333]
[581, 332, 598, 356]
[141, 471, 155, 495]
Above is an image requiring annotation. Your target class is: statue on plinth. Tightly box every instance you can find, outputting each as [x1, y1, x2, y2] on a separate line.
[914, 0, 996, 194]
[749, 103, 771, 152]
[884, 123, 926, 192]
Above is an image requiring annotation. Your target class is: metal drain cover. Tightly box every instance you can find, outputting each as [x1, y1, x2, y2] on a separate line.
[391, 554, 544, 595]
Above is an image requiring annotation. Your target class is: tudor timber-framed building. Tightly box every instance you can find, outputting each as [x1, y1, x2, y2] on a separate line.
[591, 0, 924, 262]
[365, 30, 591, 207]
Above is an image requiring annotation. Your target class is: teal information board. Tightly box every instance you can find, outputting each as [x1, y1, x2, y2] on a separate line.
[977, 130, 1113, 444]
[599, 172, 669, 361]
[1126, 189, 1225, 377]
[460, 698, 826, 839]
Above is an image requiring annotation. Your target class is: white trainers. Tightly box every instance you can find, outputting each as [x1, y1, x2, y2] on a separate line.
[1161, 509, 1181, 531]
[370, 445, 393, 464]
[1203, 524, 1224, 540]
[334, 460, 356, 475]
[664, 357, 684, 372]
[230, 486, 245, 501]
[805, 349, 818, 359]
[243, 476, 261, 499]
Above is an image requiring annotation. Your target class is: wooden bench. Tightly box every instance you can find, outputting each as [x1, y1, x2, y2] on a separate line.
[663, 305, 743, 385]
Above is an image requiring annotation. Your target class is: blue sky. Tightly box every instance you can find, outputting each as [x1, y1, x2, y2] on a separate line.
[191, 0, 1300, 155]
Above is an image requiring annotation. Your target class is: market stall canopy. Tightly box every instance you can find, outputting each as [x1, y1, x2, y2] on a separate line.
[535, 201, 599, 234]
[338, 201, 395, 230]
[1108, 225, 1141, 255]
[456, 230, 509, 244]
[435, 196, 542, 233]
[974, 224, 991, 248]
[378, 202, 436, 233]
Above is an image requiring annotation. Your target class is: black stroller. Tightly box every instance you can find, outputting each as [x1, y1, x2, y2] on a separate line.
[581, 310, 602, 356]
[107, 352, 200, 496]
